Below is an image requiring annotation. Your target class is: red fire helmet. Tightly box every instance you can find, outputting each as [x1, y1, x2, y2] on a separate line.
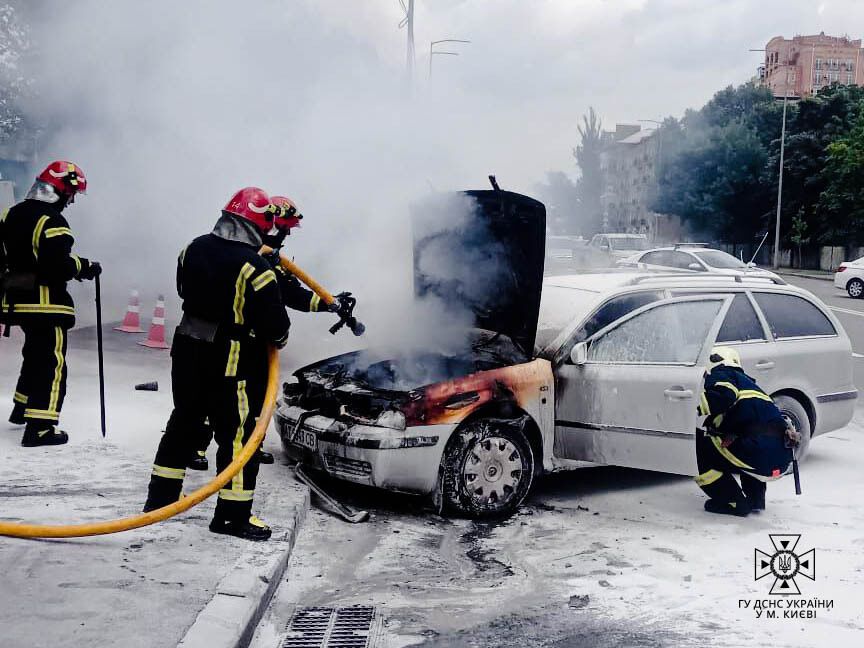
[36, 161, 87, 196]
[223, 187, 277, 233]
[270, 195, 303, 231]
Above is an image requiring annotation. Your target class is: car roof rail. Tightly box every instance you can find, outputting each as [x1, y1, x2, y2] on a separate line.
[626, 272, 787, 286]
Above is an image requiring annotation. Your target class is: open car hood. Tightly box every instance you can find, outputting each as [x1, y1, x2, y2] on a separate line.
[411, 189, 546, 356]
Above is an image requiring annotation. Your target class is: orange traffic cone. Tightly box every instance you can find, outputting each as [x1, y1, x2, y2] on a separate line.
[114, 289, 145, 333]
[138, 295, 170, 349]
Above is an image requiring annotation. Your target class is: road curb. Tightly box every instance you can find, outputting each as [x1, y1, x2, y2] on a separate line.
[776, 270, 833, 282]
[177, 484, 311, 648]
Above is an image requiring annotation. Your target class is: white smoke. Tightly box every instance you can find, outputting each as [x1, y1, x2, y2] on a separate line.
[18, 1, 529, 364]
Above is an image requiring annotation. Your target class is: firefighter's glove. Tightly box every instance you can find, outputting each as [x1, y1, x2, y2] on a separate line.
[704, 420, 723, 438]
[262, 230, 288, 251]
[328, 292, 356, 319]
[78, 260, 102, 281]
[262, 249, 281, 270]
[784, 422, 802, 449]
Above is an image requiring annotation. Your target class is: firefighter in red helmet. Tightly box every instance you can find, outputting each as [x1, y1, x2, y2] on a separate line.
[266, 195, 354, 318]
[143, 187, 289, 541]
[0, 161, 101, 446]
[185, 194, 354, 472]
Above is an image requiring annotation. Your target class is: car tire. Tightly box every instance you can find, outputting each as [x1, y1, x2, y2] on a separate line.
[441, 418, 535, 519]
[847, 278, 864, 299]
[773, 395, 811, 462]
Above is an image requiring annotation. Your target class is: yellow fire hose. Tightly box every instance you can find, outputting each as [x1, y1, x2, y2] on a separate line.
[0, 252, 354, 539]
[260, 246, 336, 305]
[0, 346, 279, 539]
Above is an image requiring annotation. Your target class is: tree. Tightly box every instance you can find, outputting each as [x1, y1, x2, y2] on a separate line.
[0, 3, 29, 141]
[654, 118, 772, 242]
[818, 107, 864, 243]
[533, 171, 580, 235]
[653, 84, 776, 242]
[789, 209, 810, 268]
[572, 107, 604, 236]
[773, 85, 864, 244]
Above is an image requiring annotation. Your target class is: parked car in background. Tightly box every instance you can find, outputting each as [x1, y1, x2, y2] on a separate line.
[618, 246, 782, 281]
[588, 233, 650, 263]
[275, 189, 855, 519]
[834, 257, 864, 298]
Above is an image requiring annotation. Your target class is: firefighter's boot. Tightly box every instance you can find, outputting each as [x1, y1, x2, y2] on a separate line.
[704, 497, 752, 517]
[740, 473, 766, 511]
[257, 448, 275, 465]
[21, 423, 68, 447]
[143, 476, 184, 512]
[9, 403, 26, 425]
[209, 515, 272, 541]
[188, 450, 209, 471]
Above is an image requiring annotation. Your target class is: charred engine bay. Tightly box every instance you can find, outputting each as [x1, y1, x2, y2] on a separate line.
[286, 329, 528, 420]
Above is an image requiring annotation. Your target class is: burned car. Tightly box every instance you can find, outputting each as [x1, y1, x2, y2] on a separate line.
[277, 189, 549, 517]
[276, 190, 856, 518]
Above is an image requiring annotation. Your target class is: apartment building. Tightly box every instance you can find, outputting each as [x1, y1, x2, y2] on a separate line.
[760, 32, 863, 98]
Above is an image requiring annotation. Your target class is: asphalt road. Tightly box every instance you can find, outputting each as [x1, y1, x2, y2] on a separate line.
[781, 274, 864, 393]
[247, 272, 864, 648]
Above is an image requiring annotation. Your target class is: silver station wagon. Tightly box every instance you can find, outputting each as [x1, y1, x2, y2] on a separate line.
[539, 272, 856, 474]
[276, 190, 856, 518]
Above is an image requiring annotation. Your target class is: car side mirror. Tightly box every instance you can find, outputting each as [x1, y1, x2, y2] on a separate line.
[570, 342, 588, 366]
[687, 263, 703, 271]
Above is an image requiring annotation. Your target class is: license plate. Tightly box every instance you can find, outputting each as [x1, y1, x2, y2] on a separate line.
[290, 425, 317, 452]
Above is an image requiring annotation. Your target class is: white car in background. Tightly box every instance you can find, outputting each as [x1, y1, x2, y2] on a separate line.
[588, 233, 650, 262]
[834, 257, 864, 298]
[619, 246, 782, 281]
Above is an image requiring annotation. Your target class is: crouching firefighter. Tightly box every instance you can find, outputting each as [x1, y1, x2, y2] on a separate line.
[695, 346, 799, 516]
[0, 161, 101, 446]
[143, 187, 290, 541]
[186, 194, 355, 471]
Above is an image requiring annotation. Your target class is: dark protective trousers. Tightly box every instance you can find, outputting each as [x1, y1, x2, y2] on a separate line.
[145, 333, 267, 522]
[12, 323, 69, 426]
[695, 426, 791, 505]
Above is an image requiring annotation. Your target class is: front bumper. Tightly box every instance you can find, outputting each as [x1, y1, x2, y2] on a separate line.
[274, 401, 454, 495]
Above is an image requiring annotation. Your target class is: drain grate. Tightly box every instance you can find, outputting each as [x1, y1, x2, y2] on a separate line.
[281, 606, 378, 648]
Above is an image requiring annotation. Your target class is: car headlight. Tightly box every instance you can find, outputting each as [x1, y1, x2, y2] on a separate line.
[374, 410, 407, 430]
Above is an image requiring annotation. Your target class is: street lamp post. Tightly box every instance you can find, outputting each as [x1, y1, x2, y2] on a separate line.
[429, 39, 470, 79]
[774, 91, 789, 269]
[751, 48, 791, 269]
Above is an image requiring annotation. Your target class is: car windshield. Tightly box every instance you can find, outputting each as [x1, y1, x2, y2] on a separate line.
[536, 285, 603, 349]
[609, 236, 649, 251]
[692, 250, 747, 269]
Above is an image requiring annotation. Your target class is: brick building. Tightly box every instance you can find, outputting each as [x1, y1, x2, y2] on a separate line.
[760, 33, 863, 98]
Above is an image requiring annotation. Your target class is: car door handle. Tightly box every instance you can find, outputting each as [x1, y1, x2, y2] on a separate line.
[755, 360, 775, 370]
[664, 387, 693, 400]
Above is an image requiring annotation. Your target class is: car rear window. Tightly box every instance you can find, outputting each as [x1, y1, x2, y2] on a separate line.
[716, 294, 765, 343]
[752, 292, 836, 339]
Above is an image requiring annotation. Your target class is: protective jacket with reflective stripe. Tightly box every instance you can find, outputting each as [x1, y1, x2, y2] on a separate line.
[276, 267, 325, 313]
[698, 363, 786, 435]
[0, 199, 90, 328]
[177, 213, 290, 349]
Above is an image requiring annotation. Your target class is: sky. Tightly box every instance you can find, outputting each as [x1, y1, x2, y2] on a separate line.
[10, 0, 864, 343]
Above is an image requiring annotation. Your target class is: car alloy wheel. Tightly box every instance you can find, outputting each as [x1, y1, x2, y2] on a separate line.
[441, 418, 535, 519]
[773, 394, 811, 461]
[463, 436, 524, 508]
[847, 278, 864, 299]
